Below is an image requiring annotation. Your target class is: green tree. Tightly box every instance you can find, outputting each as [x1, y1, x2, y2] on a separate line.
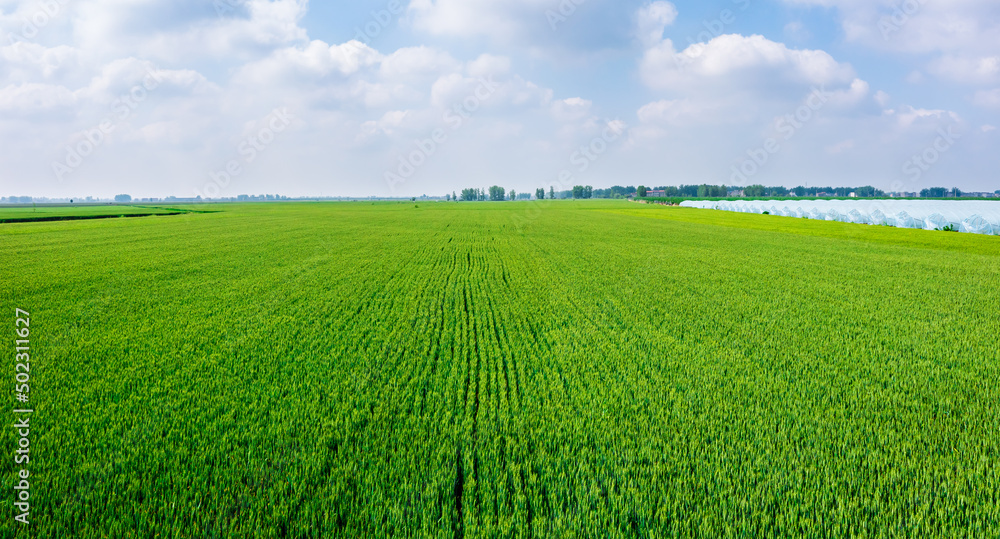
[637, 186, 647, 197]
[744, 185, 765, 197]
[584, 186, 593, 199]
[489, 186, 506, 201]
[855, 186, 884, 198]
[679, 185, 699, 197]
[536, 188, 545, 200]
[509, 189, 516, 200]
[572, 186, 584, 199]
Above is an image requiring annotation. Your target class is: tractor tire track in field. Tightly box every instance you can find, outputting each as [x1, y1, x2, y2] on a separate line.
[416, 247, 456, 417]
[484, 292, 514, 411]
[469, 252, 485, 523]
[455, 246, 481, 534]
[402, 244, 444, 416]
[453, 446, 465, 539]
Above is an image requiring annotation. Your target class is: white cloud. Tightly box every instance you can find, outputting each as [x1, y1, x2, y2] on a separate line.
[83, 58, 216, 101]
[405, 0, 638, 59]
[67, 0, 308, 63]
[636, 99, 717, 127]
[407, 0, 550, 42]
[782, 0, 1000, 92]
[0, 0, 602, 198]
[890, 105, 960, 129]
[825, 139, 855, 154]
[550, 97, 592, 122]
[640, 34, 856, 95]
[874, 90, 890, 107]
[781, 0, 1000, 54]
[466, 54, 511, 78]
[974, 88, 1000, 109]
[826, 78, 870, 108]
[0, 82, 76, 116]
[784, 21, 810, 41]
[927, 55, 1000, 85]
[0, 43, 88, 86]
[358, 109, 413, 140]
[429, 73, 471, 109]
[126, 120, 186, 144]
[635, 1, 678, 48]
[234, 41, 382, 86]
[379, 46, 460, 82]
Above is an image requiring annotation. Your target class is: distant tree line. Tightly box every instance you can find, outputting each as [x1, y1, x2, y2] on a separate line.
[454, 185, 640, 201]
[459, 188, 486, 201]
[919, 187, 962, 198]
[454, 186, 518, 201]
[451, 183, 994, 201]
[637, 185, 729, 197]
[635, 184, 889, 198]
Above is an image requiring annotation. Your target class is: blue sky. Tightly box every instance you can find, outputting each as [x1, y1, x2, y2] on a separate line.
[2, 0, 998, 198]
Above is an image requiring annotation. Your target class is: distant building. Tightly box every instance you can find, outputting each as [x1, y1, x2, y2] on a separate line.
[646, 189, 666, 197]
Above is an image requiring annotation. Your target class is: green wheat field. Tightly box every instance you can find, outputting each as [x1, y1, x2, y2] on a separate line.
[2, 200, 999, 537]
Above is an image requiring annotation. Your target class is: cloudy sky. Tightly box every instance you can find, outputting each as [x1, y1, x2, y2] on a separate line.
[2, 0, 999, 198]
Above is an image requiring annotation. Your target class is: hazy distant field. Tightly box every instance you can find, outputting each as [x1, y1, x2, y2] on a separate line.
[3, 200, 998, 537]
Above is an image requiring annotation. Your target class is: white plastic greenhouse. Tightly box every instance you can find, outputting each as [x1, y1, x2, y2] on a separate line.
[679, 199, 1000, 235]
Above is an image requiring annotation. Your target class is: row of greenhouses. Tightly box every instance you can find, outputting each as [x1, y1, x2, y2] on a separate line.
[680, 199, 1000, 234]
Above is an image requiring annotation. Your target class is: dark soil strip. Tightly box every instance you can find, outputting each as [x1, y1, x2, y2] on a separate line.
[132, 206, 221, 214]
[0, 212, 188, 224]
